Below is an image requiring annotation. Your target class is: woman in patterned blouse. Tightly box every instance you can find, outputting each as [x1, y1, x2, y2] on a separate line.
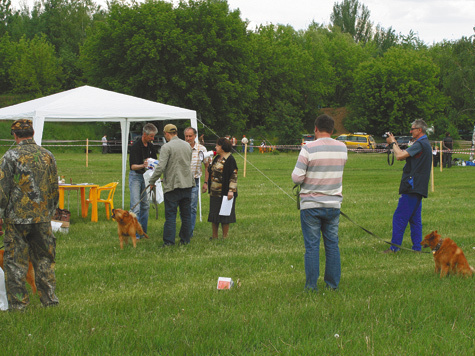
[206, 137, 238, 239]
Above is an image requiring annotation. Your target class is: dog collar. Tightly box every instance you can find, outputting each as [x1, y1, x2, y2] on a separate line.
[432, 239, 444, 254]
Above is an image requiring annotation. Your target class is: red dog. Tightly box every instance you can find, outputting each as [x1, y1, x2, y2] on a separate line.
[0, 250, 37, 294]
[421, 231, 474, 278]
[111, 209, 149, 249]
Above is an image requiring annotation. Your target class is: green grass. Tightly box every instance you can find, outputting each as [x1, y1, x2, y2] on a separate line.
[2, 150, 475, 355]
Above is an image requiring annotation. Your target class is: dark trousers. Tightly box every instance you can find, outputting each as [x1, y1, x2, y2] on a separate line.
[443, 152, 452, 168]
[163, 188, 192, 245]
[3, 223, 59, 310]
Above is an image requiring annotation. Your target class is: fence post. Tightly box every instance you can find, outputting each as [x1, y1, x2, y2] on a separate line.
[86, 139, 89, 167]
[244, 143, 247, 177]
[439, 141, 442, 172]
[431, 154, 434, 192]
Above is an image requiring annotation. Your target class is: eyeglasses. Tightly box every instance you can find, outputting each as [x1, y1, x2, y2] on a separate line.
[410, 127, 420, 131]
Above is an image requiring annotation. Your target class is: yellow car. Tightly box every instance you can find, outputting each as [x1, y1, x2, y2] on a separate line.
[336, 132, 377, 150]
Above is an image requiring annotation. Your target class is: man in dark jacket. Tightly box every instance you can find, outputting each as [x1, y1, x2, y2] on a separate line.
[129, 123, 158, 236]
[442, 132, 453, 168]
[384, 119, 432, 253]
[0, 119, 59, 310]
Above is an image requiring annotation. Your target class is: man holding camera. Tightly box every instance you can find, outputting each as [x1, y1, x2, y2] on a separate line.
[384, 119, 432, 253]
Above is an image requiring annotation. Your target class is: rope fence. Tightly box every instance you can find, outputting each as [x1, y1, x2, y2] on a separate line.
[0, 139, 474, 157]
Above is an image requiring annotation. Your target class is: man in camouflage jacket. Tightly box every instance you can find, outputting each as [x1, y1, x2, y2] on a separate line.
[0, 119, 59, 310]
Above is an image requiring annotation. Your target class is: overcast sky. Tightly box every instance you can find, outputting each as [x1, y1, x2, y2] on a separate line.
[225, 0, 475, 44]
[11, 0, 475, 44]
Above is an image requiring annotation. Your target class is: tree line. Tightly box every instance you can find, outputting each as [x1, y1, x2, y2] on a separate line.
[0, 0, 474, 143]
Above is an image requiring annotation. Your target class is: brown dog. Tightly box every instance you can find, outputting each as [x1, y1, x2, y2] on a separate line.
[0, 250, 37, 294]
[111, 209, 149, 249]
[421, 230, 474, 278]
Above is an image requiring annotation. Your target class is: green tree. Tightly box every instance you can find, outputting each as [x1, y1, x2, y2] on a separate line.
[9, 34, 63, 95]
[301, 23, 334, 108]
[429, 37, 475, 129]
[400, 30, 427, 50]
[80, 1, 179, 98]
[5, 0, 100, 89]
[245, 24, 331, 144]
[172, 0, 258, 134]
[0, 0, 13, 36]
[0, 34, 14, 93]
[370, 25, 399, 56]
[37, 0, 99, 88]
[81, 0, 257, 135]
[347, 47, 446, 134]
[314, 27, 370, 106]
[330, 0, 372, 44]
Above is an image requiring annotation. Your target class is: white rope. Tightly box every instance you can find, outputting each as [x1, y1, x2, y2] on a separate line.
[196, 117, 297, 203]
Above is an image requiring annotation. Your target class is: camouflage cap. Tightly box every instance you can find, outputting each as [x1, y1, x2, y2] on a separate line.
[11, 119, 33, 132]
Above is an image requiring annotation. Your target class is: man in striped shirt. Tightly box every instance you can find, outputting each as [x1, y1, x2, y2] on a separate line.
[292, 115, 348, 291]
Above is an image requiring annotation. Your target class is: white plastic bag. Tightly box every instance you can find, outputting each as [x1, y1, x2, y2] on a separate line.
[143, 170, 164, 204]
[152, 180, 164, 204]
[0, 267, 8, 311]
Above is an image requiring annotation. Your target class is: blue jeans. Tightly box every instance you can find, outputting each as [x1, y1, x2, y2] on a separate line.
[190, 178, 200, 237]
[129, 171, 150, 234]
[391, 194, 422, 252]
[300, 208, 341, 291]
[164, 188, 192, 245]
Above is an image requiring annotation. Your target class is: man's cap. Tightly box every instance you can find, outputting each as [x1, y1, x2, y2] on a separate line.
[11, 119, 33, 132]
[163, 124, 177, 134]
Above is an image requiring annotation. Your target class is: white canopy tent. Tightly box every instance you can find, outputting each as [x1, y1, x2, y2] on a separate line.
[0, 85, 199, 211]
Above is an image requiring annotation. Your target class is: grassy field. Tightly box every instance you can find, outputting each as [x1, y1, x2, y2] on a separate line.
[2, 149, 475, 355]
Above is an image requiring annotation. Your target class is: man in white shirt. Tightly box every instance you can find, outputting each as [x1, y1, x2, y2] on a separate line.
[102, 135, 108, 154]
[184, 127, 209, 237]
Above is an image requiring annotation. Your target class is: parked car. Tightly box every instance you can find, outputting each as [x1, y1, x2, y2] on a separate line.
[458, 129, 474, 141]
[107, 132, 166, 153]
[301, 134, 314, 145]
[107, 132, 140, 153]
[336, 132, 377, 150]
[155, 135, 167, 151]
[396, 136, 413, 149]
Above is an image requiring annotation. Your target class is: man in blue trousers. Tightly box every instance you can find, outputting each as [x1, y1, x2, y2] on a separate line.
[384, 119, 432, 253]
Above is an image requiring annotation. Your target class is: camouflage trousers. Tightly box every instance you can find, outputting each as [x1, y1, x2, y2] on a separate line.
[3, 222, 59, 310]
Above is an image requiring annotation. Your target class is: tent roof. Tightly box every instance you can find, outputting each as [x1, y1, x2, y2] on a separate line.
[0, 85, 196, 121]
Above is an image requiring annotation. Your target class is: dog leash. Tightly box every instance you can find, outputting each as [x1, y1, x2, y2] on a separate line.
[130, 185, 160, 220]
[130, 188, 149, 212]
[339, 211, 429, 253]
[293, 184, 428, 253]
